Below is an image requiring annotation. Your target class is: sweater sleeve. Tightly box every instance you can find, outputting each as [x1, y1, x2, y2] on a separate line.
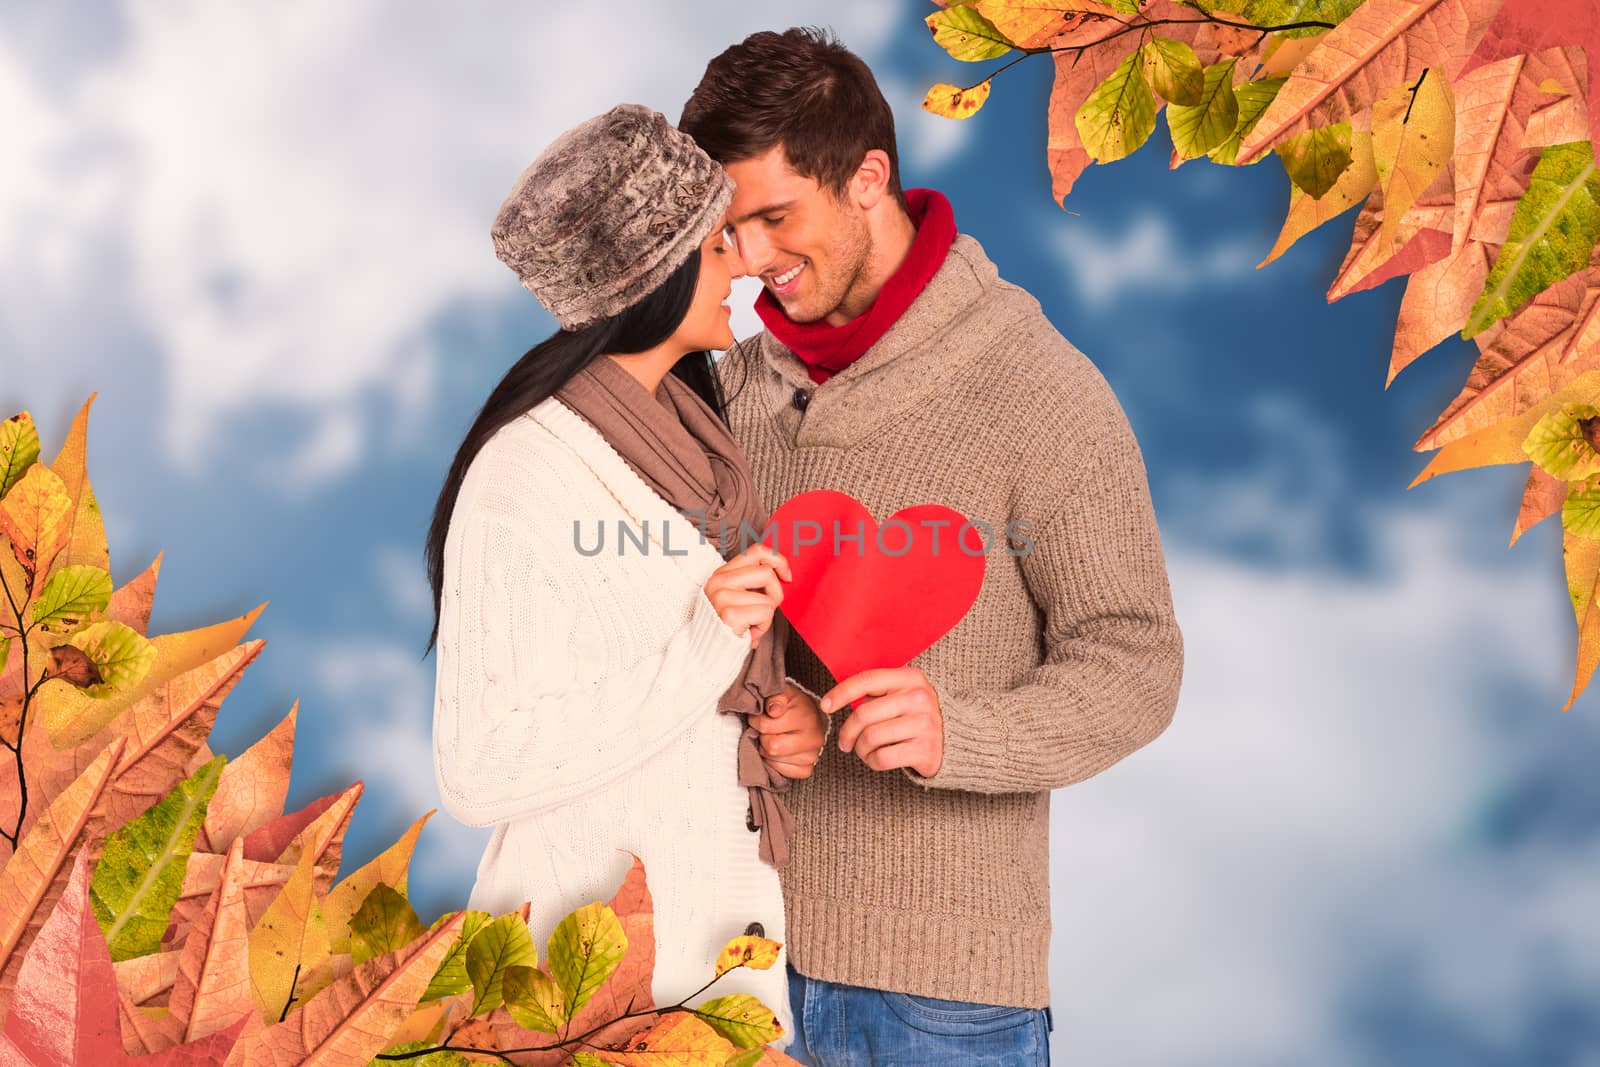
[433, 512, 755, 827]
[902, 381, 1184, 795]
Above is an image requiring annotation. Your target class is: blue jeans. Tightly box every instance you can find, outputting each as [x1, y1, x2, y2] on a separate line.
[784, 962, 1053, 1066]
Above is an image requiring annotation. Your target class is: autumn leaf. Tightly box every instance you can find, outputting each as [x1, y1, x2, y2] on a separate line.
[47, 394, 111, 576]
[164, 836, 257, 1045]
[1168, 59, 1240, 158]
[922, 80, 993, 119]
[0, 413, 40, 501]
[31, 564, 113, 636]
[465, 912, 537, 1017]
[713, 936, 782, 978]
[350, 883, 426, 967]
[1418, 243, 1600, 449]
[323, 807, 430, 955]
[1238, 0, 1501, 163]
[1144, 36, 1205, 105]
[1410, 368, 1600, 486]
[0, 849, 248, 1065]
[90, 754, 226, 961]
[60, 619, 157, 700]
[1464, 141, 1600, 337]
[1562, 523, 1600, 710]
[972, 0, 1113, 49]
[926, 4, 1014, 61]
[1076, 46, 1159, 162]
[222, 909, 467, 1067]
[1522, 403, 1600, 479]
[38, 602, 266, 750]
[1562, 474, 1600, 536]
[1259, 125, 1378, 266]
[108, 553, 162, 635]
[196, 701, 297, 855]
[1277, 120, 1355, 197]
[0, 463, 73, 594]
[502, 963, 568, 1033]
[1511, 464, 1570, 545]
[1458, 0, 1600, 159]
[1371, 69, 1455, 255]
[548, 901, 628, 1021]
[1388, 237, 1497, 385]
[1210, 77, 1288, 165]
[418, 908, 492, 1002]
[247, 847, 335, 1025]
[693, 994, 784, 1049]
[603, 1012, 737, 1066]
[271, 779, 362, 888]
[0, 737, 126, 1016]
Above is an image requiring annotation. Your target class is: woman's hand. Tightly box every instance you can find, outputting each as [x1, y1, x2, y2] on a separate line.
[753, 681, 827, 779]
[704, 543, 791, 648]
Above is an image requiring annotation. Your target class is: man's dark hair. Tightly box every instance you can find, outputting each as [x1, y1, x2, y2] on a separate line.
[680, 27, 907, 211]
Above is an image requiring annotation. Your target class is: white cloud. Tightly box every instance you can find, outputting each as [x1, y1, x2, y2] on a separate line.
[374, 545, 434, 623]
[1047, 468, 1595, 1064]
[6, 3, 896, 485]
[1055, 211, 1263, 310]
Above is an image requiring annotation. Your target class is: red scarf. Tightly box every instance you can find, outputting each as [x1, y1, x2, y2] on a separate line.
[754, 187, 957, 385]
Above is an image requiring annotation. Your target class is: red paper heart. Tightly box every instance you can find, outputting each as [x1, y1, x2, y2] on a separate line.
[761, 489, 986, 684]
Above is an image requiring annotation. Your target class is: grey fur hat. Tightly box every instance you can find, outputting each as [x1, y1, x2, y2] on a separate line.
[491, 103, 734, 330]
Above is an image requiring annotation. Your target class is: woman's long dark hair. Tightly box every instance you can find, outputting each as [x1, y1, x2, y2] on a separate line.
[424, 246, 749, 654]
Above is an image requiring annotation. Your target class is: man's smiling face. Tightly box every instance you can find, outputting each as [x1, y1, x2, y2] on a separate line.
[723, 145, 871, 326]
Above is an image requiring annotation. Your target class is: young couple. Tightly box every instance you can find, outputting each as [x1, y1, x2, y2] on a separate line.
[428, 27, 1184, 1066]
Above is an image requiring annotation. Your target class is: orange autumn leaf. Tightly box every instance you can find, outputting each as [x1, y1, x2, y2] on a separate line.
[603, 1011, 737, 1066]
[1512, 464, 1569, 546]
[107, 553, 163, 636]
[223, 910, 466, 1066]
[197, 701, 298, 855]
[45, 394, 110, 576]
[38, 602, 267, 750]
[1415, 248, 1600, 451]
[164, 837, 256, 1047]
[1389, 237, 1498, 385]
[1564, 525, 1600, 711]
[1409, 368, 1600, 487]
[1237, 0, 1501, 164]
[1259, 127, 1379, 268]
[0, 737, 125, 1019]
[247, 848, 335, 1026]
[0, 463, 73, 596]
[323, 808, 431, 955]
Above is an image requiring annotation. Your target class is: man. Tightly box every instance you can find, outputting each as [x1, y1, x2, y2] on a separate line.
[681, 27, 1184, 1065]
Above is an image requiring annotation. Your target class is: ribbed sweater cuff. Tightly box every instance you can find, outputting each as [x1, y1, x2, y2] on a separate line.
[903, 676, 1010, 792]
[690, 587, 759, 669]
[783, 892, 1051, 1008]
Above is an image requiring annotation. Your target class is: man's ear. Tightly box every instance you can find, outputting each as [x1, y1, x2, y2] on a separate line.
[853, 149, 894, 210]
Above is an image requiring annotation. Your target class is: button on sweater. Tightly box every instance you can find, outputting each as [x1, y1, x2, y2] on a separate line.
[432, 396, 793, 1044]
[715, 232, 1184, 1009]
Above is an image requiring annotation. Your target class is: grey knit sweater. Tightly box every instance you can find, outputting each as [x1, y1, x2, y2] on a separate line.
[715, 232, 1184, 1009]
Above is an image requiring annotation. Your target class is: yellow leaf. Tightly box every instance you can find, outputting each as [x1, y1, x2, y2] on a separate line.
[0, 462, 73, 595]
[248, 848, 335, 1024]
[1371, 69, 1455, 257]
[713, 935, 782, 977]
[605, 1012, 738, 1066]
[1410, 369, 1600, 486]
[922, 80, 992, 120]
[1562, 524, 1600, 710]
[974, 0, 1114, 49]
[1259, 128, 1378, 267]
[39, 601, 265, 750]
[47, 394, 110, 574]
[323, 809, 432, 955]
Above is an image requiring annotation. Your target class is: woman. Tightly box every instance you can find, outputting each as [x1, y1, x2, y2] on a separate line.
[425, 104, 823, 1046]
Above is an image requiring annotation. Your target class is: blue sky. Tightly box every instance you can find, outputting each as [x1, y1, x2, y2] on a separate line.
[4, 2, 1599, 1063]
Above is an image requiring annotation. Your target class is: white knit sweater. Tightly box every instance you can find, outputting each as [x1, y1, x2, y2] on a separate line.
[432, 394, 792, 1046]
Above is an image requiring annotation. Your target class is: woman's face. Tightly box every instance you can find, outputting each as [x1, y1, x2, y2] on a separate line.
[673, 220, 745, 354]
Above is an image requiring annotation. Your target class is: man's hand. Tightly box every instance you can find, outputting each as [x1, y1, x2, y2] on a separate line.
[821, 666, 943, 778]
[753, 681, 826, 779]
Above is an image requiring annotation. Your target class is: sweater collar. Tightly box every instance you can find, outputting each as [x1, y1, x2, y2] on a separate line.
[749, 231, 1006, 449]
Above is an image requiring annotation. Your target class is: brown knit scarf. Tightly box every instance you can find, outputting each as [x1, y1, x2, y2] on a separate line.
[554, 353, 795, 868]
